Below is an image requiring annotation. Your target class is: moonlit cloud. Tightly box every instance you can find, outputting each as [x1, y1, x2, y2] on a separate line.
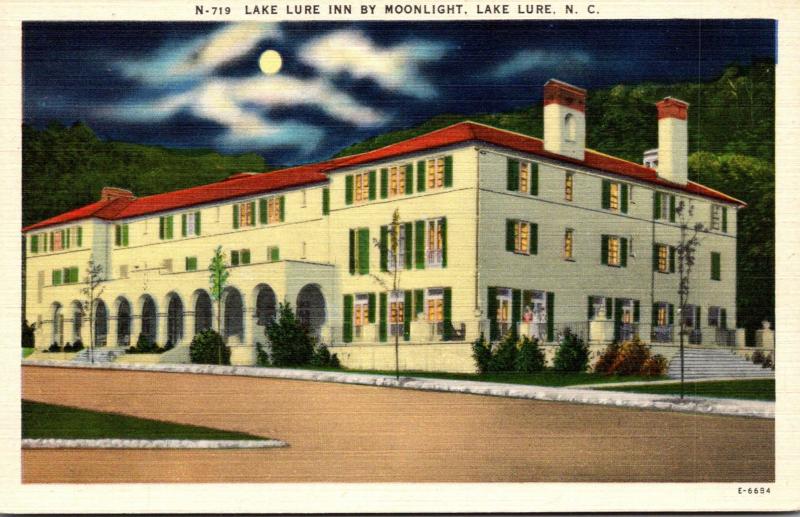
[119, 23, 282, 83]
[491, 49, 592, 78]
[299, 30, 449, 98]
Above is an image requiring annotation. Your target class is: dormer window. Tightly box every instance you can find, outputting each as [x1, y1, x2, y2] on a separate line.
[564, 113, 576, 142]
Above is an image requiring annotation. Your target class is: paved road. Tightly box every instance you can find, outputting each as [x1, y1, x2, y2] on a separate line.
[22, 365, 774, 483]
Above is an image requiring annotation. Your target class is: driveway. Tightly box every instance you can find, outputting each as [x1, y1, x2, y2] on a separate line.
[22, 365, 774, 483]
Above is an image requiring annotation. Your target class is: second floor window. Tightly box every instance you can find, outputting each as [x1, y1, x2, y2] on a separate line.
[565, 172, 574, 201]
[506, 219, 538, 255]
[355, 171, 370, 203]
[230, 249, 251, 266]
[353, 293, 370, 337]
[609, 182, 619, 210]
[427, 157, 445, 190]
[389, 291, 404, 337]
[711, 252, 722, 281]
[426, 218, 444, 267]
[389, 165, 406, 197]
[426, 288, 444, 334]
[267, 246, 280, 262]
[710, 204, 727, 232]
[115, 224, 130, 246]
[601, 235, 628, 267]
[185, 256, 197, 271]
[233, 202, 255, 229]
[159, 216, 174, 240]
[602, 180, 629, 213]
[388, 224, 406, 271]
[564, 228, 574, 260]
[182, 211, 201, 236]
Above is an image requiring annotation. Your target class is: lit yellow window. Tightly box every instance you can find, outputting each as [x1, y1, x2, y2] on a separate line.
[609, 183, 619, 210]
[515, 221, 529, 254]
[565, 173, 574, 201]
[658, 244, 668, 272]
[608, 237, 620, 266]
[426, 218, 444, 266]
[389, 166, 405, 197]
[519, 162, 529, 193]
[353, 295, 369, 336]
[427, 297, 443, 323]
[564, 229, 574, 260]
[389, 292, 404, 336]
[267, 197, 280, 224]
[657, 305, 668, 326]
[354, 172, 370, 203]
[427, 157, 444, 190]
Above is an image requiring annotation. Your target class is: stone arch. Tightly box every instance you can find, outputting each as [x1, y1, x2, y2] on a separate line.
[192, 289, 214, 335]
[51, 302, 64, 346]
[115, 296, 132, 346]
[70, 300, 84, 343]
[94, 299, 108, 347]
[138, 294, 158, 345]
[222, 286, 244, 341]
[296, 283, 326, 338]
[253, 284, 277, 327]
[165, 292, 184, 346]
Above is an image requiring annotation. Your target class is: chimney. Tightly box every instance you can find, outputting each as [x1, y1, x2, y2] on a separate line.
[655, 97, 689, 185]
[543, 79, 586, 160]
[100, 187, 135, 202]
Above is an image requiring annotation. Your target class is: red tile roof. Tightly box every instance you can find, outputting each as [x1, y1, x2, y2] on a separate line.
[22, 121, 745, 232]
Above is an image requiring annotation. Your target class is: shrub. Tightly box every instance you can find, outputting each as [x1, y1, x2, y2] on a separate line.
[515, 336, 545, 373]
[553, 330, 590, 372]
[189, 329, 230, 365]
[471, 335, 492, 374]
[329, 353, 341, 368]
[489, 333, 518, 372]
[163, 339, 174, 351]
[641, 354, 668, 376]
[72, 339, 84, 352]
[255, 342, 271, 366]
[266, 303, 314, 367]
[752, 349, 765, 365]
[135, 333, 158, 353]
[762, 354, 773, 369]
[594, 342, 621, 374]
[22, 320, 36, 348]
[309, 344, 341, 368]
[609, 339, 651, 376]
[47, 342, 60, 353]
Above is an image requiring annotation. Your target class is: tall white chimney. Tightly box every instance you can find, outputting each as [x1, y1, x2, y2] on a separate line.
[656, 97, 689, 185]
[543, 79, 586, 160]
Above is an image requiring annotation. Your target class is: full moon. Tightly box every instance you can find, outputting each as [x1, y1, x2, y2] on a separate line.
[258, 49, 283, 75]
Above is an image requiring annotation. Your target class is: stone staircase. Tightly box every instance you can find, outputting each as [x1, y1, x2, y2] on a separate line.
[72, 347, 127, 364]
[667, 348, 774, 380]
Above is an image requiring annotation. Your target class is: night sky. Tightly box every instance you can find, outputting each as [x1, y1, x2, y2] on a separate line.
[23, 20, 776, 167]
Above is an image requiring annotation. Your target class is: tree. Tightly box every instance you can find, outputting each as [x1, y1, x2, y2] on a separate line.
[80, 259, 105, 364]
[674, 200, 705, 399]
[266, 302, 314, 366]
[371, 209, 403, 380]
[208, 245, 229, 335]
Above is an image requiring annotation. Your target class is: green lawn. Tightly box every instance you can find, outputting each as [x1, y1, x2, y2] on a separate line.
[22, 348, 34, 358]
[276, 366, 666, 387]
[22, 400, 264, 440]
[594, 379, 775, 401]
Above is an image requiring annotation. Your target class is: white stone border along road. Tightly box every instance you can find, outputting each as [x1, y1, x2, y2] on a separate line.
[22, 359, 774, 419]
[22, 438, 287, 449]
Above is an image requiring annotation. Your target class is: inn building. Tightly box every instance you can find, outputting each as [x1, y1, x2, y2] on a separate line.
[23, 80, 745, 372]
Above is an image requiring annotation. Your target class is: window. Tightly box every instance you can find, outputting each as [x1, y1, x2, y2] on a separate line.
[653, 244, 676, 273]
[350, 228, 370, 275]
[388, 224, 406, 272]
[496, 288, 512, 336]
[354, 171, 370, 203]
[115, 224, 129, 247]
[426, 218, 444, 267]
[322, 188, 330, 215]
[565, 172, 574, 201]
[683, 304, 699, 328]
[119, 265, 129, 279]
[426, 288, 444, 335]
[159, 216, 174, 240]
[267, 246, 280, 262]
[589, 296, 609, 321]
[230, 249, 251, 266]
[52, 230, 64, 251]
[602, 180, 629, 213]
[710, 252, 721, 281]
[54, 266, 78, 285]
[507, 219, 538, 255]
[601, 235, 628, 267]
[427, 157, 445, 190]
[185, 257, 197, 271]
[389, 165, 406, 197]
[710, 205, 727, 232]
[506, 159, 538, 195]
[233, 202, 255, 228]
[182, 211, 201, 236]
[656, 304, 668, 327]
[353, 294, 369, 338]
[657, 244, 668, 272]
[708, 306, 727, 329]
[162, 258, 173, 273]
[261, 196, 282, 225]
[653, 192, 675, 221]
[609, 182, 619, 210]
[564, 229, 574, 260]
[564, 113, 576, 142]
[519, 162, 529, 193]
[30, 235, 39, 254]
[389, 291, 404, 337]
[608, 236, 620, 266]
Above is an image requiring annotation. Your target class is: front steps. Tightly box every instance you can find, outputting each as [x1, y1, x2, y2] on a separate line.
[72, 347, 127, 364]
[667, 348, 774, 380]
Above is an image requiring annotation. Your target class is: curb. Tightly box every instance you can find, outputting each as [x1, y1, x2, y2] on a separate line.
[22, 438, 288, 449]
[22, 359, 774, 419]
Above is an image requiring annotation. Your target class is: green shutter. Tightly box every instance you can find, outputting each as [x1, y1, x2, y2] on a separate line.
[620, 238, 628, 267]
[343, 295, 353, 343]
[348, 229, 355, 275]
[506, 219, 515, 252]
[722, 207, 728, 233]
[441, 217, 447, 268]
[621, 184, 629, 213]
[601, 180, 611, 209]
[357, 228, 370, 275]
[404, 222, 413, 270]
[166, 216, 174, 239]
[634, 300, 640, 322]
[403, 290, 412, 341]
[601, 235, 608, 265]
[65, 229, 70, 249]
[195, 212, 201, 235]
[613, 298, 623, 341]
[380, 168, 388, 199]
[345, 175, 354, 205]
[30, 235, 38, 253]
[444, 155, 453, 187]
[52, 269, 60, 285]
[507, 159, 519, 191]
[488, 287, 499, 341]
[181, 214, 187, 237]
[529, 223, 538, 255]
[414, 289, 424, 318]
[711, 252, 721, 281]
[669, 246, 676, 273]
[259, 199, 267, 224]
[405, 164, 414, 195]
[721, 308, 727, 329]
[249, 202, 256, 225]
[159, 217, 165, 239]
[652, 244, 659, 271]
[368, 170, 377, 200]
[233, 205, 240, 229]
[511, 289, 521, 340]
[546, 292, 555, 342]
[122, 225, 129, 246]
[605, 298, 612, 319]
[653, 192, 661, 220]
[652, 303, 659, 327]
[443, 287, 453, 340]
[231, 250, 239, 266]
[588, 296, 595, 321]
[322, 188, 330, 215]
[279, 196, 285, 222]
[530, 162, 539, 196]
[416, 160, 426, 192]
[71, 267, 79, 283]
[695, 306, 701, 329]
[379, 225, 389, 272]
[368, 293, 376, 323]
[668, 304, 675, 325]
[270, 247, 280, 262]
[669, 195, 676, 222]
[115, 225, 121, 246]
[242, 249, 251, 264]
[49, 232, 54, 250]
[415, 220, 425, 269]
[76, 227, 82, 247]
[379, 292, 387, 342]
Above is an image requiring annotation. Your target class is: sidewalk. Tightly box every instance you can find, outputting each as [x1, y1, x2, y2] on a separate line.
[22, 359, 774, 419]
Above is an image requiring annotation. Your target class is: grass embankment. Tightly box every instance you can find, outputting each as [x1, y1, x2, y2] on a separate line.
[594, 379, 775, 401]
[22, 348, 34, 358]
[22, 400, 264, 440]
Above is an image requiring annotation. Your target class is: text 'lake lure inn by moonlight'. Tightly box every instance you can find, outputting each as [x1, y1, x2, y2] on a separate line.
[23, 80, 745, 372]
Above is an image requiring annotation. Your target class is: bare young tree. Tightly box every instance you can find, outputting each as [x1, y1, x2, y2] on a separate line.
[208, 245, 230, 335]
[81, 259, 105, 364]
[371, 208, 403, 380]
[674, 200, 705, 399]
